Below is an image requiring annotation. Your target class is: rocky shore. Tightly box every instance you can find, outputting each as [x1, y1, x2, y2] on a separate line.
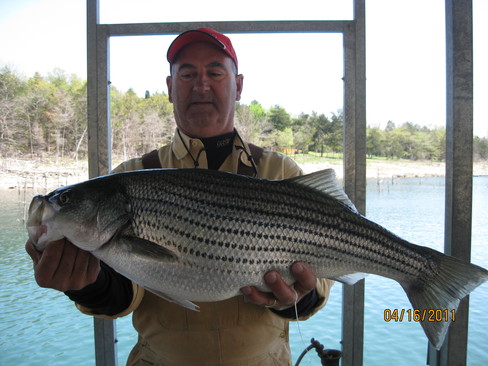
[0, 158, 89, 192]
[1, 157, 487, 191]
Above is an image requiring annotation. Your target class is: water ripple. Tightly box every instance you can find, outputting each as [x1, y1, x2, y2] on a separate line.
[1, 178, 487, 365]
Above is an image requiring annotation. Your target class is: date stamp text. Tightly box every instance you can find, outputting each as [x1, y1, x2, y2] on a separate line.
[384, 309, 456, 322]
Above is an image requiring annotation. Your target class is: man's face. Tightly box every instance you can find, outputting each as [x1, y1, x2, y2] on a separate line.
[166, 42, 244, 138]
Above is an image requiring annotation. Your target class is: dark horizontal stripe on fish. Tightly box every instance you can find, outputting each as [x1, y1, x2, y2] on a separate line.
[131, 194, 428, 279]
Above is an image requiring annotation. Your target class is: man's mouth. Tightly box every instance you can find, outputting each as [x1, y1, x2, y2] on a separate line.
[189, 101, 215, 109]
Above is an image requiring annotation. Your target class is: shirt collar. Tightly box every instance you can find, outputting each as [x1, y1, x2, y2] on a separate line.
[171, 129, 203, 160]
[171, 128, 254, 168]
[234, 134, 254, 168]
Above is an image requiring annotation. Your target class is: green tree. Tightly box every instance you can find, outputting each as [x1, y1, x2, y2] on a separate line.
[111, 88, 140, 159]
[268, 105, 291, 131]
[327, 110, 343, 153]
[138, 92, 174, 153]
[235, 101, 272, 147]
[0, 67, 26, 156]
[311, 113, 332, 156]
[249, 100, 266, 121]
[274, 127, 294, 150]
[366, 127, 384, 157]
[474, 136, 488, 160]
[20, 73, 55, 156]
[292, 113, 313, 153]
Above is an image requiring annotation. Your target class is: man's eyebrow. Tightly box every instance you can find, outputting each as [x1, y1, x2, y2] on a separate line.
[176, 64, 196, 72]
[175, 62, 225, 72]
[207, 61, 226, 68]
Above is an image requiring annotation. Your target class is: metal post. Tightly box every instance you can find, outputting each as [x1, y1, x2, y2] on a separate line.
[87, 1, 117, 365]
[94, 317, 118, 366]
[341, 0, 366, 365]
[427, 0, 473, 365]
[87, 0, 111, 178]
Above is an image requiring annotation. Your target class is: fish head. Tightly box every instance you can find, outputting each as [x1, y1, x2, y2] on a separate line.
[26, 180, 130, 252]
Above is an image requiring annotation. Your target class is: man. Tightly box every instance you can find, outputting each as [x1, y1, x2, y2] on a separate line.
[26, 28, 334, 365]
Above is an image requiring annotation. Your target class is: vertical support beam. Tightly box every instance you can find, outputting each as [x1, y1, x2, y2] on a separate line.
[87, 1, 116, 365]
[86, 0, 98, 176]
[94, 317, 118, 366]
[87, 0, 111, 178]
[342, 0, 366, 365]
[428, 0, 473, 365]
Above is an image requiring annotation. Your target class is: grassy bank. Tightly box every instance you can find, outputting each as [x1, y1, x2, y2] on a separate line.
[293, 153, 488, 179]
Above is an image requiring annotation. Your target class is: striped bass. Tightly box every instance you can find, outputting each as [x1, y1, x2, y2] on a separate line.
[26, 168, 488, 349]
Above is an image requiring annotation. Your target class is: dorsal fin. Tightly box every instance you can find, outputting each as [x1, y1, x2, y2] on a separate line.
[289, 169, 358, 213]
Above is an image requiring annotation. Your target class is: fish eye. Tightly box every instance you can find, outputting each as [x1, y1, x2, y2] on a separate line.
[58, 190, 71, 205]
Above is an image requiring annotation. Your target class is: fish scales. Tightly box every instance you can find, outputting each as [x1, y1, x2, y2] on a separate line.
[121, 170, 431, 285]
[26, 168, 488, 349]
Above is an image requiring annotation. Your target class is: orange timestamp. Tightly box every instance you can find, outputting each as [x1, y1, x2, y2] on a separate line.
[384, 309, 456, 322]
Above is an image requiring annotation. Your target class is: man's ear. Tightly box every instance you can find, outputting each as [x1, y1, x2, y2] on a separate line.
[166, 76, 173, 103]
[235, 74, 244, 101]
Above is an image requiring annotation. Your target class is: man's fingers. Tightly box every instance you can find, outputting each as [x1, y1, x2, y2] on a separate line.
[52, 240, 99, 291]
[241, 262, 317, 310]
[74, 249, 100, 286]
[263, 271, 297, 306]
[26, 239, 100, 292]
[25, 240, 41, 264]
[290, 262, 317, 294]
[35, 239, 67, 288]
[86, 254, 101, 283]
[241, 286, 277, 308]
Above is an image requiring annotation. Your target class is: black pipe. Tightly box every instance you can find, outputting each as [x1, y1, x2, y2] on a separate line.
[294, 338, 342, 366]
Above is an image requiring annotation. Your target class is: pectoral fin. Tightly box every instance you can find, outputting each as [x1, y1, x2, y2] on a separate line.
[122, 236, 180, 261]
[105, 236, 197, 310]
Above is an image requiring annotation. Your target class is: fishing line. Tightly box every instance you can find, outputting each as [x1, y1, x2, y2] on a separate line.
[177, 128, 206, 168]
[291, 286, 307, 353]
[234, 131, 259, 177]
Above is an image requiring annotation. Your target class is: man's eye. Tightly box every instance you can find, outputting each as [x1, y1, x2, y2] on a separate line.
[180, 73, 193, 80]
[209, 71, 224, 79]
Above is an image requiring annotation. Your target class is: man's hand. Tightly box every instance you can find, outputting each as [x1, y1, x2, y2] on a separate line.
[240, 262, 316, 310]
[25, 239, 100, 292]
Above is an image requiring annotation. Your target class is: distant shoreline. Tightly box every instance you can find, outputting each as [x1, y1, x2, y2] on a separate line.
[1, 157, 487, 191]
[301, 159, 488, 180]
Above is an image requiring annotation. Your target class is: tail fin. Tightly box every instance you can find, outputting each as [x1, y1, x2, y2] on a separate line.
[402, 248, 488, 350]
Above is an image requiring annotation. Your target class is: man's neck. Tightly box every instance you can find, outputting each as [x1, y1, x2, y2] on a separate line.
[200, 130, 236, 170]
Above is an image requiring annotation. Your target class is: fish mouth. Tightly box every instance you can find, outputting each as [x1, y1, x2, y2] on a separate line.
[26, 196, 45, 243]
[26, 196, 57, 251]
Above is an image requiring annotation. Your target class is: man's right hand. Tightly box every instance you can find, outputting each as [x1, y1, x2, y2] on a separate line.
[25, 239, 100, 292]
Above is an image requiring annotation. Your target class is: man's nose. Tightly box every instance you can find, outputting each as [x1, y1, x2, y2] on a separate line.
[193, 73, 210, 92]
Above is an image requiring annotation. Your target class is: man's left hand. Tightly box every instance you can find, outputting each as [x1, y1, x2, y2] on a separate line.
[240, 262, 316, 310]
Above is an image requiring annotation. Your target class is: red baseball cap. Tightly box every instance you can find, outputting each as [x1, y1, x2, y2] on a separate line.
[167, 27, 238, 71]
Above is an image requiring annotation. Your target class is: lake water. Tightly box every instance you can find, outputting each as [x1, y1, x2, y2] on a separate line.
[1, 177, 487, 365]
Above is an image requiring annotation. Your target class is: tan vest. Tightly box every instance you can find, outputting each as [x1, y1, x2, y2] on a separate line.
[80, 130, 333, 366]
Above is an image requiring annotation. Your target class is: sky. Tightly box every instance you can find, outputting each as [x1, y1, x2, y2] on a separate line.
[0, 0, 486, 137]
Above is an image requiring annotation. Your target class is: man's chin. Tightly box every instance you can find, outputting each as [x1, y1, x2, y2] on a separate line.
[180, 120, 232, 138]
